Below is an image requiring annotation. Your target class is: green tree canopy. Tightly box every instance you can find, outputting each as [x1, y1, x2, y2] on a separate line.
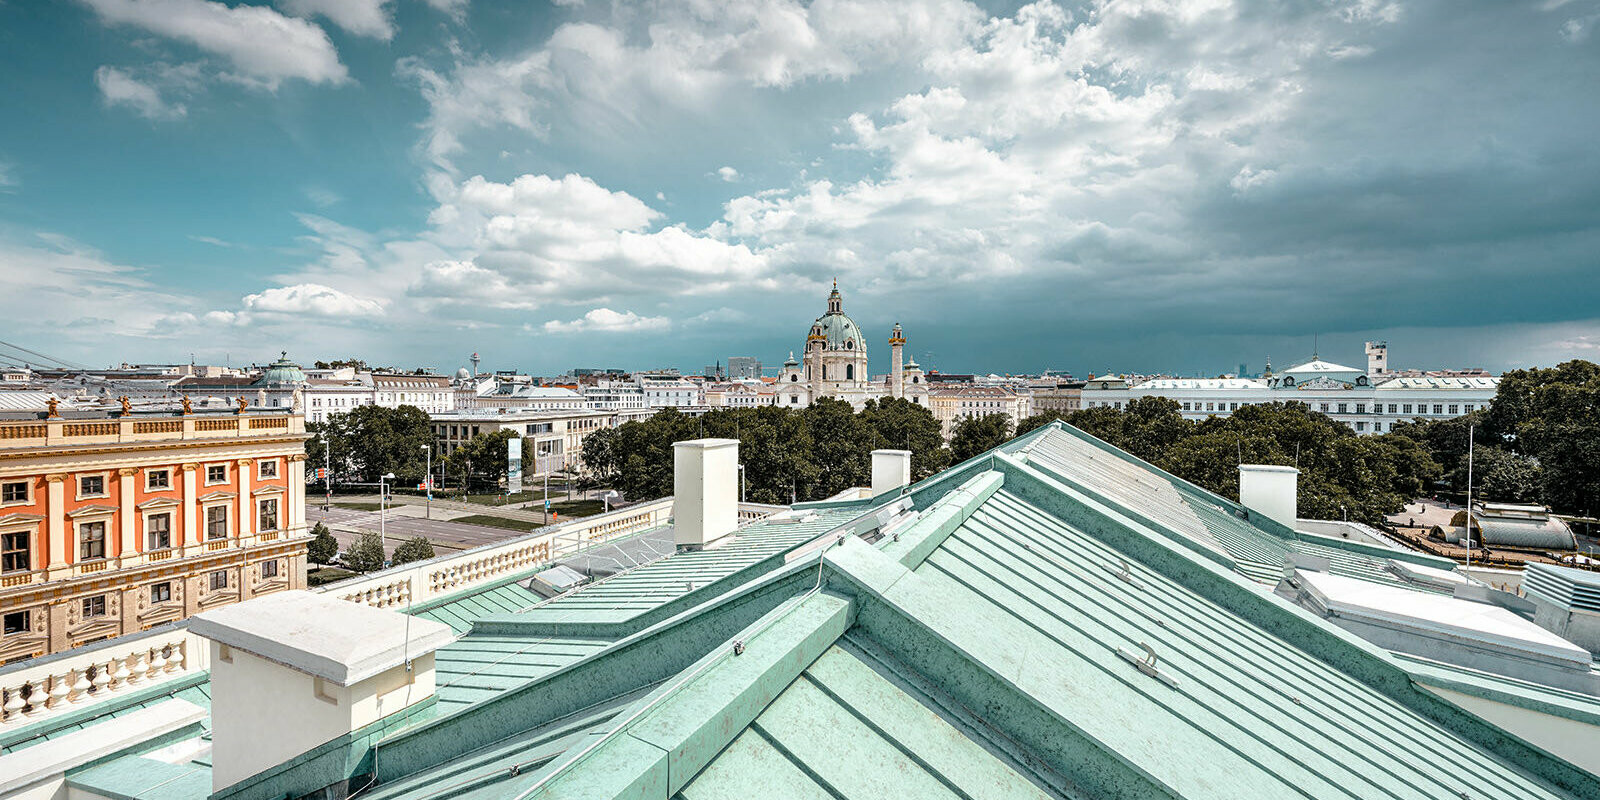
[344, 531, 386, 573]
[951, 413, 1013, 462]
[306, 522, 337, 565]
[860, 397, 951, 478]
[390, 536, 436, 566]
[442, 429, 520, 494]
[306, 404, 432, 485]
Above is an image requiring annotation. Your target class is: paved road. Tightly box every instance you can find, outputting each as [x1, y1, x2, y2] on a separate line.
[306, 504, 539, 553]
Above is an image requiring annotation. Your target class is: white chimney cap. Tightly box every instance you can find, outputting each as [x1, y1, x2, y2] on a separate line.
[189, 590, 454, 686]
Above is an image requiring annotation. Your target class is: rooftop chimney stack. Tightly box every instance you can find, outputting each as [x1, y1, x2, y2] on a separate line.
[872, 449, 912, 496]
[674, 438, 741, 550]
[190, 591, 455, 794]
[1238, 464, 1299, 530]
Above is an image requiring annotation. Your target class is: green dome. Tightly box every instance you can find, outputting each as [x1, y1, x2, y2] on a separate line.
[808, 311, 863, 351]
[256, 351, 306, 386]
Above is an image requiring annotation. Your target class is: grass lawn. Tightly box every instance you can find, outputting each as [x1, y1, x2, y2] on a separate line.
[453, 514, 539, 533]
[332, 501, 384, 511]
[307, 566, 357, 587]
[548, 499, 603, 518]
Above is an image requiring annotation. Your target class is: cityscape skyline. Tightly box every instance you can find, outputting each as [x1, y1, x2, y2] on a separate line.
[3, 1, 1599, 376]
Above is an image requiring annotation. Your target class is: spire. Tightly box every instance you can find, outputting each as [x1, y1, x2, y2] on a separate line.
[827, 279, 842, 314]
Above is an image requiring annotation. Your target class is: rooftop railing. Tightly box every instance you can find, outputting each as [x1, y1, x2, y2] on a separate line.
[0, 414, 305, 449]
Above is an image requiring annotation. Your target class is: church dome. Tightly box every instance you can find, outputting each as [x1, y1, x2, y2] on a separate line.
[255, 352, 306, 386]
[809, 312, 862, 350]
[455, 367, 471, 380]
[807, 280, 864, 351]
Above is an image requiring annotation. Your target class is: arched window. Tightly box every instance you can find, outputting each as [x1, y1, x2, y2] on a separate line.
[846, 364, 854, 380]
[846, 340, 853, 349]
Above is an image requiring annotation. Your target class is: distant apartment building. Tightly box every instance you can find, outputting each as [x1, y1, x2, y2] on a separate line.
[641, 378, 702, 408]
[369, 373, 453, 414]
[1080, 351, 1498, 435]
[928, 386, 1034, 439]
[0, 408, 309, 662]
[704, 382, 775, 408]
[583, 380, 646, 411]
[1031, 380, 1085, 414]
[429, 410, 613, 477]
[726, 357, 762, 380]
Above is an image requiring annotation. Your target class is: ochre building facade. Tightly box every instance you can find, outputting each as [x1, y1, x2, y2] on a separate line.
[0, 411, 310, 662]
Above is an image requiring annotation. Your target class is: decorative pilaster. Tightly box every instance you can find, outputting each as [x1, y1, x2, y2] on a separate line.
[236, 459, 253, 544]
[45, 474, 67, 569]
[287, 454, 307, 533]
[118, 468, 138, 558]
[181, 464, 198, 550]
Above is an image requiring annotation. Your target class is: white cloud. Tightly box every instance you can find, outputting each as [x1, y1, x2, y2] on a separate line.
[95, 66, 186, 119]
[0, 162, 17, 192]
[237, 283, 386, 319]
[278, 0, 394, 40]
[542, 308, 670, 334]
[399, 0, 981, 171]
[84, 0, 348, 88]
[717, 166, 740, 182]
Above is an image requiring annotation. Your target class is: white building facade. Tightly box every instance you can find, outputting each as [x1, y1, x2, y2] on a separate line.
[1081, 355, 1497, 435]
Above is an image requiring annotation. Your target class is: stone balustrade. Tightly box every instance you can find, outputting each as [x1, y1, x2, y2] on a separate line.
[0, 413, 304, 450]
[0, 627, 204, 726]
[324, 497, 678, 610]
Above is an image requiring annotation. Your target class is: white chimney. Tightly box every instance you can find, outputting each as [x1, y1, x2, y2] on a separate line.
[1238, 464, 1299, 529]
[674, 438, 740, 550]
[872, 449, 912, 496]
[190, 591, 455, 793]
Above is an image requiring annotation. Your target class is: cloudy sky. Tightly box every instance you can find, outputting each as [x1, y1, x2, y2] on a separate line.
[2, 0, 1598, 377]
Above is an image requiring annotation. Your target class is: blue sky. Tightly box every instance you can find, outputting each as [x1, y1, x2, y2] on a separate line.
[3, 0, 1599, 378]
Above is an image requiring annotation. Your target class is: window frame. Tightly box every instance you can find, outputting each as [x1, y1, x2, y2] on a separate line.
[81, 594, 106, 618]
[257, 459, 279, 480]
[1, 480, 30, 506]
[261, 559, 279, 579]
[145, 468, 173, 492]
[78, 520, 107, 562]
[204, 504, 230, 541]
[145, 511, 172, 551]
[77, 473, 108, 500]
[2, 610, 28, 637]
[1, 529, 31, 574]
[256, 497, 279, 533]
[150, 582, 172, 604]
[205, 464, 228, 485]
[209, 570, 229, 591]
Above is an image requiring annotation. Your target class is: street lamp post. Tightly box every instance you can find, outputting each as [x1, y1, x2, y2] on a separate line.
[738, 463, 746, 504]
[421, 444, 432, 520]
[380, 472, 396, 555]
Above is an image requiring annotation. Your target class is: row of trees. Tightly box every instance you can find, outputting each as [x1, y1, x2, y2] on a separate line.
[1017, 398, 1440, 524]
[306, 406, 571, 494]
[1392, 360, 1600, 514]
[578, 400, 1012, 504]
[307, 522, 436, 572]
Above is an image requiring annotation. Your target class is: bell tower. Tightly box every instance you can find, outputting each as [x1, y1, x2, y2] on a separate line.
[890, 323, 905, 399]
[828, 279, 842, 314]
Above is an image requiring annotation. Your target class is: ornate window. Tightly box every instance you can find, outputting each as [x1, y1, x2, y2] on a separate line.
[846, 364, 854, 380]
[79, 521, 106, 561]
[81, 595, 106, 618]
[206, 506, 229, 540]
[147, 513, 172, 550]
[1, 481, 27, 504]
[209, 571, 229, 591]
[261, 560, 279, 579]
[150, 582, 171, 603]
[1, 531, 29, 573]
[78, 475, 106, 498]
[3, 610, 27, 636]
